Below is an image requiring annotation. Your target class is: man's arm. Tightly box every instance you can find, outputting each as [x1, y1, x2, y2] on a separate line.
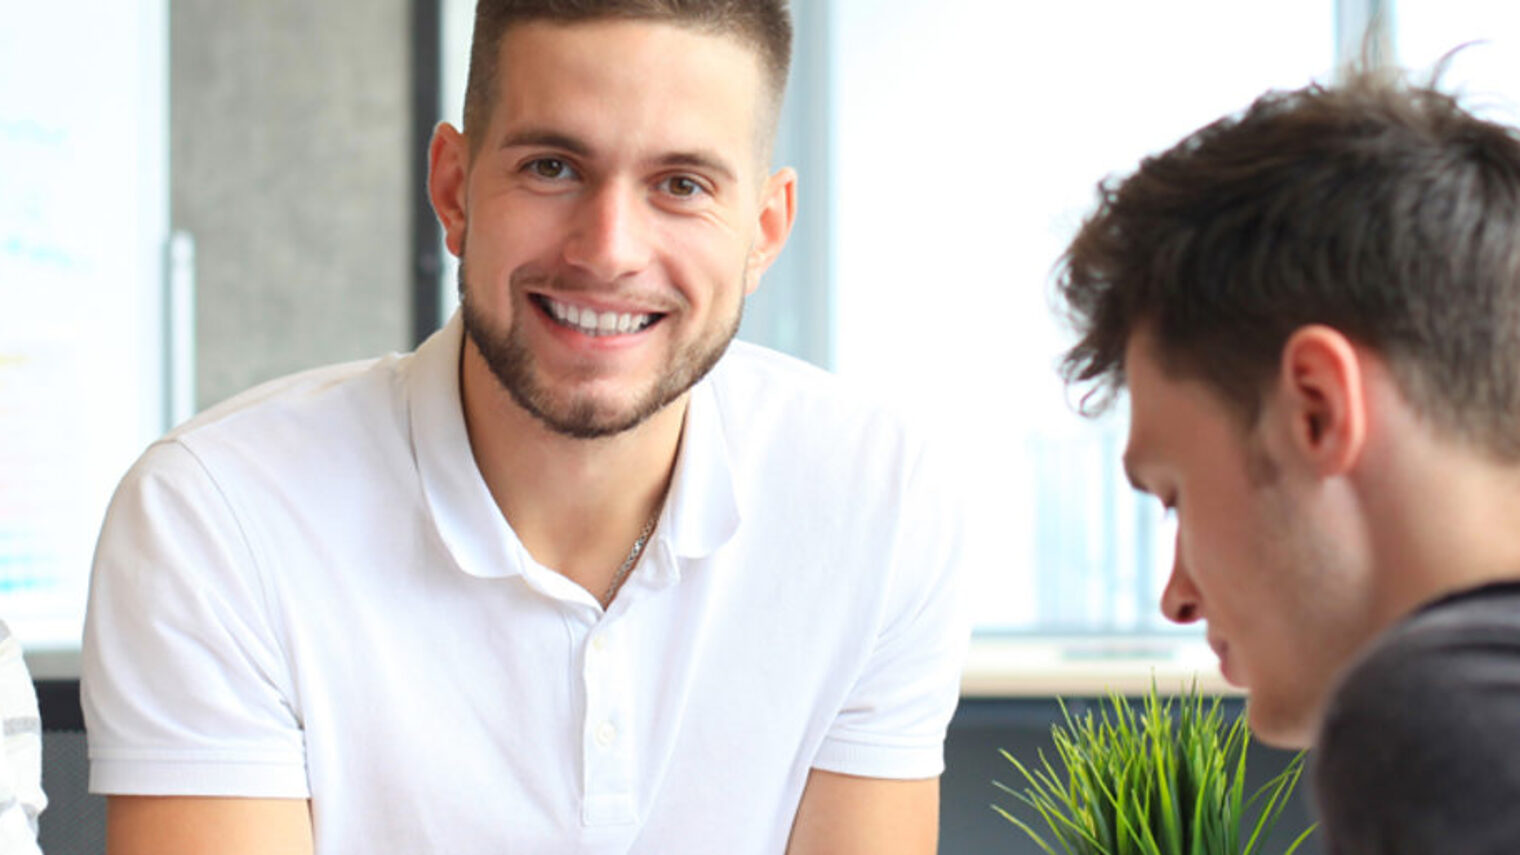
[785, 769, 939, 855]
[86, 444, 314, 847]
[107, 796, 313, 855]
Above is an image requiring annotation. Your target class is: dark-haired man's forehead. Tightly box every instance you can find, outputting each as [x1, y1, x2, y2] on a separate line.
[485, 18, 776, 179]
[1119, 324, 1175, 485]
[492, 19, 779, 172]
[502, 14, 783, 93]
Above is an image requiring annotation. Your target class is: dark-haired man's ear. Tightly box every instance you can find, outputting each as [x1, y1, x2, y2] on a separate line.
[743, 167, 797, 296]
[1275, 325, 1367, 477]
[428, 122, 470, 259]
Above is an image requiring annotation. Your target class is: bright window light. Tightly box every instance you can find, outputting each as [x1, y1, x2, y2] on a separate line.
[830, 0, 1336, 635]
[1394, 0, 1520, 126]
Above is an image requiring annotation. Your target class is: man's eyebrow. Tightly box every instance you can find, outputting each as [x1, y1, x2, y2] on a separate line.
[494, 133, 740, 184]
[497, 129, 592, 157]
[657, 151, 739, 184]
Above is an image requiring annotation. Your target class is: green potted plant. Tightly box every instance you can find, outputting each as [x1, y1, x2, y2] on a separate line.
[994, 686, 1316, 855]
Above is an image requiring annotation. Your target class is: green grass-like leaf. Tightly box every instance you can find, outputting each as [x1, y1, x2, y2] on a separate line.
[993, 682, 1316, 855]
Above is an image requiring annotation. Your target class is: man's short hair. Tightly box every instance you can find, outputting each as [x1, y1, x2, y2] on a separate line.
[1058, 67, 1520, 460]
[463, 0, 793, 154]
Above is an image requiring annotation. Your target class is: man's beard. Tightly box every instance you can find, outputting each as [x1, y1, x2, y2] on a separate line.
[459, 263, 744, 440]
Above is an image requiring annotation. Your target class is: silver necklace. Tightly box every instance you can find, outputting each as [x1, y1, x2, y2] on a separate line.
[601, 511, 659, 607]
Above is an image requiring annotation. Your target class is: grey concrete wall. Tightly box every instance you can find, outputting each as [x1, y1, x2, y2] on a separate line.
[172, 0, 412, 410]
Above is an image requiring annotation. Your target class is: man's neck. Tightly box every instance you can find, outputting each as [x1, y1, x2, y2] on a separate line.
[1361, 416, 1520, 626]
[458, 342, 684, 591]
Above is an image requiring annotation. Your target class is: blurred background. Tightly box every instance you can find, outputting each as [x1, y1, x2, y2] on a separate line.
[4, 0, 1519, 851]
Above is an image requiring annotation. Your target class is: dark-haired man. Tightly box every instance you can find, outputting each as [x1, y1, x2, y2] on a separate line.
[82, 3, 967, 853]
[1058, 69, 1520, 852]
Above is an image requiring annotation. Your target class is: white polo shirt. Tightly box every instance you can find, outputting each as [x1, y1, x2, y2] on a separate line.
[83, 313, 968, 854]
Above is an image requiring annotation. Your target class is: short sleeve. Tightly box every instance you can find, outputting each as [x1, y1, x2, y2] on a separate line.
[812, 440, 971, 780]
[1312, 614, 1520, 854]
[82, 440, 310, 798]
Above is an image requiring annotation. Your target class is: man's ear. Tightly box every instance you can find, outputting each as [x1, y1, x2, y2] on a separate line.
[428, 122, 470, 259]
[1274, 325, 1368, 477]
[743, 167, 797, 296]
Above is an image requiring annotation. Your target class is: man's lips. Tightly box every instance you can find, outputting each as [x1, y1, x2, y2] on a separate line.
[531, 294, 665, 337]
[1209, 636, 1243, 687]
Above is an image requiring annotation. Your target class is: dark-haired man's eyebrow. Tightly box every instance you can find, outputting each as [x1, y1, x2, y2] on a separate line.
[497, 129, 741, 185]
[497, 129, 592, 156]
[657, 151, 739, 184]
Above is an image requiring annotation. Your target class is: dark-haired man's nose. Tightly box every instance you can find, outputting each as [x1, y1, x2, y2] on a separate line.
[1159, 535, 1202, 624]
[562, 182, 654, 284]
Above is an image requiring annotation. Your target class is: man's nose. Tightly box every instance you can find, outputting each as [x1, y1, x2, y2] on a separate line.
[562, 182, 654, 283]
[1159, 532, 1201, 624]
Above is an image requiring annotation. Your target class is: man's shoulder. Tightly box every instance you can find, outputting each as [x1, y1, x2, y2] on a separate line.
[708, 340, 914, 433]
[1318, 580, 1520, 774]
[1361, 581, 1520, 675]
[1331, 581, 1520, 715]
[1314, 581, 1520, 851]
[704, 340, 936, 471]
[172, 356, 397, 442]
[128, 353, 415, 504]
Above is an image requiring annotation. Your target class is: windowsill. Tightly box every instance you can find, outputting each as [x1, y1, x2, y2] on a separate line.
[23, 647, 81, 681]
[26, 638, 1239, 699]
[961, 634, 1239, 698]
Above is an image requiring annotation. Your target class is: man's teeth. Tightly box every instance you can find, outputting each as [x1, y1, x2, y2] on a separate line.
[544, 297, 656, 336]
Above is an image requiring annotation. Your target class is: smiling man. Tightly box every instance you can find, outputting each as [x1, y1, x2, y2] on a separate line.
[1057, 69, 1520, 852]
[81, 3, 967, 854]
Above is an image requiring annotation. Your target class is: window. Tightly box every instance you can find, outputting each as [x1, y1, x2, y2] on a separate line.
[0, 1, 168, 659]
[828, 0, 1336, 641]
[1394, 0, 1520, 126]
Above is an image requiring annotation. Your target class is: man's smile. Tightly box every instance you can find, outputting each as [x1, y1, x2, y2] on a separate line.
[531, 293, 666, 337]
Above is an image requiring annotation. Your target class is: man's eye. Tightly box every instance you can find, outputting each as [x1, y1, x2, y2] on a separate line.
[526, 158, 574, 180]
[663, 176, 706, 198]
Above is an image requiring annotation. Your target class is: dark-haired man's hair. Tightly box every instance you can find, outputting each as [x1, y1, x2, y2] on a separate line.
[462, 0, 792, 154]
[1058, 68, 1520, 460]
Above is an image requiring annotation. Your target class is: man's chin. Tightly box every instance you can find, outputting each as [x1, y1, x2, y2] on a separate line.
[509, 374, 701, 440]
[463, 292, 739, 441]
[515, 394, 661, 440]
[1244, 695, 1317, 750]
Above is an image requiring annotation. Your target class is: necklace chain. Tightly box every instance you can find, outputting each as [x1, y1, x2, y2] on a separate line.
[601, 511, 660, 607]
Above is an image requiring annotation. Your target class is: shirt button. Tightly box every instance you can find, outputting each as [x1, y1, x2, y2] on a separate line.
[595, 722, 616, 748]
[592, 635, 608, 653]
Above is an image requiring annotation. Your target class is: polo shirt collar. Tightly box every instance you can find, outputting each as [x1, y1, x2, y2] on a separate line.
[662, 375, 741, 561]
[407, 311, 741, 581]
[407, 312, 526, 580]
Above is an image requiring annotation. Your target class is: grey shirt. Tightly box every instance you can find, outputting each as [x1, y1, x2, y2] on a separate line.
[1313, 581, 1520, 854]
